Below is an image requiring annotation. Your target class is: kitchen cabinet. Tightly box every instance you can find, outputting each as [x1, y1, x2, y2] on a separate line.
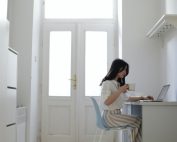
[5, 48, 18, 142]
[0, 19, 18, 142]
[0, 19, 9, 142]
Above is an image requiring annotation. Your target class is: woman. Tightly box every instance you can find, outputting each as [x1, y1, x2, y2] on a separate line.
[100, 58, 153, 142]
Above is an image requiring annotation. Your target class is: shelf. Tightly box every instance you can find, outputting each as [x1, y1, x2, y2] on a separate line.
[146, 14, 177, 38]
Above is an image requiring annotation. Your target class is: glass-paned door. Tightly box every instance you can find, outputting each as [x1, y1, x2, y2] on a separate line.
[41, 22, 116, 142]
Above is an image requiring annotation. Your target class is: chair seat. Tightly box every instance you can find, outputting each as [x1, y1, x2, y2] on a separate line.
[90, 97, 133, 142]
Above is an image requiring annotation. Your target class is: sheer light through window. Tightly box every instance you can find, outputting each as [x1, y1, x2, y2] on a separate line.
[85, 31, 107, 96]
[45, 0, 113, 19]
[49, 31, 71, 96]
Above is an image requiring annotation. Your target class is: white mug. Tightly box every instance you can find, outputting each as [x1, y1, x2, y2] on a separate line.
[128, 83, 136, 91]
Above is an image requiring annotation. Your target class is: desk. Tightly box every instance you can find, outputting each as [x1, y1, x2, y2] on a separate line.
[123, 101, 177, 142]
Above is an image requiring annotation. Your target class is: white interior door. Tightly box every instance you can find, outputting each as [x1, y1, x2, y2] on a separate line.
[77, 24, 116, 142]
[41, 21, 116, 142]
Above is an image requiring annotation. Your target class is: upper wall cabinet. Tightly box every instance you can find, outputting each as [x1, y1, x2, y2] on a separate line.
[146, 14, 177, 38]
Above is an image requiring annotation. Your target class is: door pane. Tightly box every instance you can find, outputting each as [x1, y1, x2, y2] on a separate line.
[85, 31, 107, 96]
[49, 31, 71, 96]
[45, 0, 113, 19]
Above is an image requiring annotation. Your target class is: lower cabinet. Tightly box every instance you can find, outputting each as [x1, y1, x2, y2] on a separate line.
[6, 124, 17, 142]
[0, 21, 17, 142]
[0, 123, 16, 142]
[6, 89, 16, 127]
[0, 124, 6, 142]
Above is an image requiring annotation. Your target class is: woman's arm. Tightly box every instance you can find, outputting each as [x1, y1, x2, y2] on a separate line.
[104, 84, 128, 105]
[127, 95, 154, 102]
[127, 96, 144, 102]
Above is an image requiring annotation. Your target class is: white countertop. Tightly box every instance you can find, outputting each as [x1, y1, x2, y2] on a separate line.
[124, 101, 177, 106]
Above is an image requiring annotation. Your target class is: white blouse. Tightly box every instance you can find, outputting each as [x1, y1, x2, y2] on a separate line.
[100, 80, 128, 110]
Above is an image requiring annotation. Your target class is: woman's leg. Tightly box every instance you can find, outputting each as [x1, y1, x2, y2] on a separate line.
[102, 111, 142, 142]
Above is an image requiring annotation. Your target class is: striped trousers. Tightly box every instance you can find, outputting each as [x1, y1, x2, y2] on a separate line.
[102, 109, 142, 142]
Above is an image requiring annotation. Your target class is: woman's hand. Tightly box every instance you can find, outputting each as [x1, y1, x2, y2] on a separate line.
[144, 95, 154, 100]
[119, 84, 129, 93]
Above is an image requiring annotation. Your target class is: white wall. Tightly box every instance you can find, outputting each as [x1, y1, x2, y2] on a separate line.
[29, 0, 42, 141]
[121, 0, 163, 97]
[9, 0, 33, 107]
[162, 32, 177, 101]
[120, 0, 177, 101]
[8, 0, 42, 142]
[160, 0, 177, 101]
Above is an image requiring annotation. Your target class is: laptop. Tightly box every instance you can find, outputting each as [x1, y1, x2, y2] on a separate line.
[140, 84, 170, 102]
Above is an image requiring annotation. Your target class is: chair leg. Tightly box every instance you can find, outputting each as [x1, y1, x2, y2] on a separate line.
[113, 131, 117, 142]
[98, 130, 104, 142]
[93, 129, 104, 142]
[93, 128, 99, 142]
[122, 128, 133, 142]
[122, 129, 125, 142]
[128, 128, 134, 142]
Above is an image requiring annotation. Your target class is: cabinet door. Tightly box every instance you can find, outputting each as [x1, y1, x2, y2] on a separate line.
[6, 124, 17, 142]
[0, 18, 9, 142]
[0, 124, 5, 141]
[6, 89, 16, 124]
[7, 49, 18, 88]
[0, 20, 8, 96]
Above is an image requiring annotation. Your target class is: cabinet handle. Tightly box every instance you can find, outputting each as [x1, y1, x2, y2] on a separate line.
[7, 86, 17, 89]
[6, 123, 16, 127]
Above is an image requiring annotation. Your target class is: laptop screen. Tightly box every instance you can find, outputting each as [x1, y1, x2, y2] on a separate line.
[157, 84, 170, 101]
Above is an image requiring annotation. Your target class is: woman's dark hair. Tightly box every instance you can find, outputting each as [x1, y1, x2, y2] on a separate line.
[100, 58, 129, 86]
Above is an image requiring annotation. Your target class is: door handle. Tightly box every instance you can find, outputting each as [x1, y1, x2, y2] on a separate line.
[69, 78, 76, 81]
[69, 74, 77, 89]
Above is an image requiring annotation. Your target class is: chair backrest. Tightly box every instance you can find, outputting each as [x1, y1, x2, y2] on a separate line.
[90, 97, 107, 129]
